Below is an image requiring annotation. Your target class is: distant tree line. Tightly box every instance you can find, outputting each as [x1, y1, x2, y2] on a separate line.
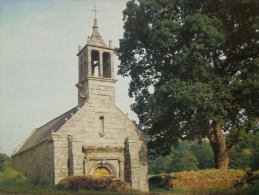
[148, 140, 259, 174]
[0, 153, 11, 172]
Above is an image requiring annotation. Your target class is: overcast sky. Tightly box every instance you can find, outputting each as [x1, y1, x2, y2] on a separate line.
[0, 0, 136, 156]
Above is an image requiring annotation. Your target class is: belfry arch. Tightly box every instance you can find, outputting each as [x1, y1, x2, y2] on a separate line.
[103, 52, 111, 78]
[91, 50, 100, 77]
[90, 50, 112, 78]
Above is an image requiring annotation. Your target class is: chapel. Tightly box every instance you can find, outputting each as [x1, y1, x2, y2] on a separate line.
[12, 19, 149, 192]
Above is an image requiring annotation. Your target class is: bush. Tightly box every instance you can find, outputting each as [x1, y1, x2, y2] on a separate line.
[0, 153, 11, 172]
[246, 182, 259, 195]
[171, 169, 245, 190]
[56, 175, 131, 192]
[0, 168, 32, 192]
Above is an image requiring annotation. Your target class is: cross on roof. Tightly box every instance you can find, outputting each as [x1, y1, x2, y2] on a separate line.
[92, 5, 99, 20]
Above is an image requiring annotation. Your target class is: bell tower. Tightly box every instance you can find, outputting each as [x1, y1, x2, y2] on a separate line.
[76, 19, 116, 107]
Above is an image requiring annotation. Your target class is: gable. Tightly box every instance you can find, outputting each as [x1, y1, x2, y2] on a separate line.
[12, 107, 78, 156]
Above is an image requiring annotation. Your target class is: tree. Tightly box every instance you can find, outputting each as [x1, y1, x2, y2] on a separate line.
[148, 142, 199, 174]
[173, 140, 191, 151]
[148, 155, 172, 174]
[169, 150, 199, 172]
[0, 153, 11, 172]
[229, 146, 251, 170]
[116, 0, 259, 168]
[190, 141, 214, 169]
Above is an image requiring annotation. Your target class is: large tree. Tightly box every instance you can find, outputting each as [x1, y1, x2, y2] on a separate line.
[116, 0, 259, 169]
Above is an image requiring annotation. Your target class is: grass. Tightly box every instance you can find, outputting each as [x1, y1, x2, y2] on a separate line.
[0, 168, 258, 195]
[0, 169, 143, 195]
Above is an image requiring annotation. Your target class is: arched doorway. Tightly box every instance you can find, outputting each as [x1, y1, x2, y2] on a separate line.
[93, 166, 110, 176]
[91, 162, 116, 177]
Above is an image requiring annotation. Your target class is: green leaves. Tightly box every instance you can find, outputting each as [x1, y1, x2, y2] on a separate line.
[0, 153, 11, 172]
[116, 0, 259, 157]
[148, 140, 213, 174]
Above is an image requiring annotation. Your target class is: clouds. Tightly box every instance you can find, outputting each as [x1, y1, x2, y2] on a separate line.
[0, 0, 135, 156]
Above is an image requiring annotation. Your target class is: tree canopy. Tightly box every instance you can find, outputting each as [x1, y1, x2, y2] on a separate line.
[116, 0, 259, 168]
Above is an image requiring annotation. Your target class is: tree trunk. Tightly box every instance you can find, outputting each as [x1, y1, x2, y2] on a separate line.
[207, 121, 229, 169]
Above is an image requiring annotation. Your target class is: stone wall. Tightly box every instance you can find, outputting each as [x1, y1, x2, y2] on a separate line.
[12, 139, 54, 184]
[55, 99, 149, 191]
[51, 132, 70, 184]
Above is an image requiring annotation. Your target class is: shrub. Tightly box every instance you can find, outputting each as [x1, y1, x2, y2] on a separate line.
[0, 168, 31, 192]
[0, 153, 11, 172]
[171, 169, 245, 190]
[56, 175, 131, 192]
[245, 182, 259, 195]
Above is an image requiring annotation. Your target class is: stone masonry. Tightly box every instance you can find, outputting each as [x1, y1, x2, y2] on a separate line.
[12, 19, 149, 192]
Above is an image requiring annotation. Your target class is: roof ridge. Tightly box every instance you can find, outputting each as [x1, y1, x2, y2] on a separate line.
[35, 106, 78, 131]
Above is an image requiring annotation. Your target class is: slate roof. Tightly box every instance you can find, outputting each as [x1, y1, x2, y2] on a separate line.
[13, 107, 78, 155]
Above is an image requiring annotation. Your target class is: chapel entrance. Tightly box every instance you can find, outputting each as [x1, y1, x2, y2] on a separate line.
[93, 166, 111, 176]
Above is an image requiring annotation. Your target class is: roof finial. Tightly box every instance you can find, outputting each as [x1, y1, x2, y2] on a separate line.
[92, 5, 99, 20]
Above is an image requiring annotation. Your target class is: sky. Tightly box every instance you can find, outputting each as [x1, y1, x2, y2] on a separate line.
[0, 0, 137, 156]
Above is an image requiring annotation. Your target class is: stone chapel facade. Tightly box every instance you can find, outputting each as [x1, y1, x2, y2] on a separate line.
[12, 19, 149, 192]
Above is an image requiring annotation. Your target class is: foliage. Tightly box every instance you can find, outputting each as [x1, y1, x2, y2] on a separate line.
[173, 140, 191, 151]
[169, 150, 199, 172]
[0, 153, 11, 172]
[250, 146, 259, 171]
[0, 168, 31, 192]
[116, 0, 259, 168]
[229, 146, 251, 170]
[190, 140, 214, 169]
[148, 140, 212, 174]
[0, 168, 62, 194]
[245, 181, 259, 195]
[57, 175, 131, 192]
[172, 169, 245, 190]
[148, 139, 259, 174]
[148, 155, 172, 174]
